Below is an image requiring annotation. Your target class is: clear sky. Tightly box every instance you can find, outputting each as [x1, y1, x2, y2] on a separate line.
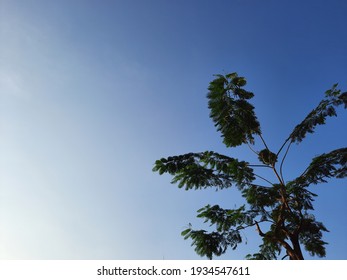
[0, 0, 346, 260]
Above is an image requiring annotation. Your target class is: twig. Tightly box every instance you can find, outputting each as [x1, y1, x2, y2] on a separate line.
[247, 142, 259, 156]
[248, 164, 272, 168]
[279, 141, 292, 183]
[254, 173, 274, 186]
[259, 134, 270, 151]
[276, 137, 291, 157]
[255, 221, 265, 237]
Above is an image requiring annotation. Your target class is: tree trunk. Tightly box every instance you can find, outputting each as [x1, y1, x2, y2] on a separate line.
[288, 235, 304, 260]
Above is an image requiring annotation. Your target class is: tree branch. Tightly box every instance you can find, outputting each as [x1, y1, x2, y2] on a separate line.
[247, 142, 259, 156]
[248, 164, 272, 168]
[276, 137, 291, 157]
[272, 165, 286, 187]
[259, 134, 270, 151]
[248, 183, 274, 189]
[253, 173, 274, 185]
[255, 221, 265, 237]
[279, 141, 292, 183]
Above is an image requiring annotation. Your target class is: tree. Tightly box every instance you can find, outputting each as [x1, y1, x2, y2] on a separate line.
[153, 73, 347, 260]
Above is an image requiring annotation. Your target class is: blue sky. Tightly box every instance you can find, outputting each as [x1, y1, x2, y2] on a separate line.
[0, 0, 346, 259]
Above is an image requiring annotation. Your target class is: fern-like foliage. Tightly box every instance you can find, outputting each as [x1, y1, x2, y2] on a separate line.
[153, 73, 346, 260]
[207, 73, 261, 147]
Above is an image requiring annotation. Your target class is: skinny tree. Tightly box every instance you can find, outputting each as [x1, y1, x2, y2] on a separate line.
[153, 73, 347, 260]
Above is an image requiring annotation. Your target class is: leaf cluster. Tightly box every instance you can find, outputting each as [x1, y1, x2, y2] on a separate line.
[290, 84, 347, 143]
[207, 73, 261, 147]
[289, 148, 347, 188]
[153, 151, 255, 190]
[299, 215, 329, 257]
[258, 149, 278, 166]
[181, 204, 256, 259]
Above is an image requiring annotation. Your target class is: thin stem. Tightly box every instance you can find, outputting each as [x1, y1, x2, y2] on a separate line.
[237, 219, 271, 232]
[272, 165, 285, 187]
[279, 141, 292, 183]
[248, 183, 274, 189]
[248, 164, 272, 168]
[254, 173, 274, 186]
[297, 162, 313, 180]
[276, 137, 291, 157]
[247, 142, 259, 156]
[259, 134, 270, 151]
[255, 221, 265, 236]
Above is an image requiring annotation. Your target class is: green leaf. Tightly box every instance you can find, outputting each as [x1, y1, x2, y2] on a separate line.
[181, 228, 192, 237]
